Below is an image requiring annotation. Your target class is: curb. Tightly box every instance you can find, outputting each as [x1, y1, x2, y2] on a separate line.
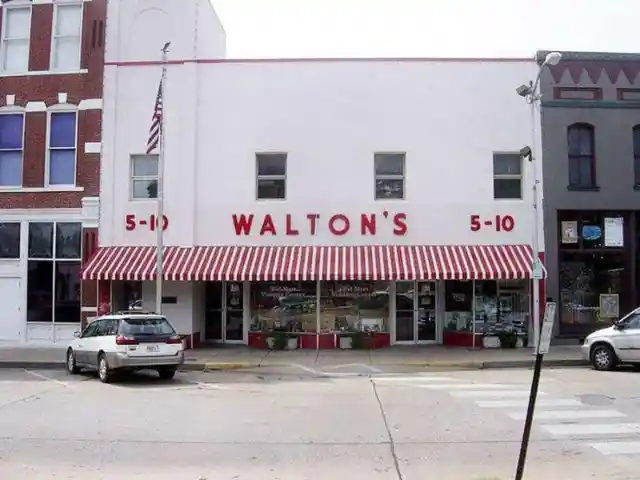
[201, 362, 261, 371]
[0, 361, 65, 370]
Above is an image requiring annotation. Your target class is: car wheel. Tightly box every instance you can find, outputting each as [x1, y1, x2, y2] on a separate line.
[158, 367, 176, 380]
[591, 344, 617, 371]
[98, 354, 112, 383]
[66, 349, 79, 375]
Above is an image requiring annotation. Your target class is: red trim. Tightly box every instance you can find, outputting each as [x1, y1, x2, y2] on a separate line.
[105, 57, 534, 67]
[83, 244, 544, 282]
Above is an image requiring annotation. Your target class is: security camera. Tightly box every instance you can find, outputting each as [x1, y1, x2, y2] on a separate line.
[516, 84, 532, 97]
[520, 146, 532, 160]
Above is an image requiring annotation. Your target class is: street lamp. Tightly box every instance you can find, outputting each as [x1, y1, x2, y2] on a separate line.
[516, 51, 562, 350]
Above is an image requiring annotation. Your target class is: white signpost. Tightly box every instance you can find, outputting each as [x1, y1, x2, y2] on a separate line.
[537, 301, 556, 355]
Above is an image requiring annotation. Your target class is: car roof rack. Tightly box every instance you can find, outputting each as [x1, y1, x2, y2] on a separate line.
[113, 310, 160, 315]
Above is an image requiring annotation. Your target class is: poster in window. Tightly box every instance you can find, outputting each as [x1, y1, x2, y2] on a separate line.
[604, 217, 624, 247]
[560, 221, 578, 244]
[599, 294, 619, 319]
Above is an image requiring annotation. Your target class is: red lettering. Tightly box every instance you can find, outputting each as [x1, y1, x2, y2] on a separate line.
[233, 214, 254, 235]
[285, 214, 299, 235]
[150, 214, 169, 231]
[306, 214, 320, 235]
[501, 215, 515, 232]
[329, 214, 350, 235]
[392, 213, 407, 235]
[259, 214, 277, 235]
[470, 215, 481, 232]
[361, 214, 376, 235]
[125, 214, 136, 231]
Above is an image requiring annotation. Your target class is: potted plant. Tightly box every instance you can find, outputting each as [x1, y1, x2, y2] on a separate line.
[286, 335, 299, 350]
[482, 333, 501, 348]
[338, 330, 357, 349]
[266, 331, 288, 350]
[497, 329, 519, 348]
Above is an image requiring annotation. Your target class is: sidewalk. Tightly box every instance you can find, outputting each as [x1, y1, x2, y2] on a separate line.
[0, 344, 587, 371]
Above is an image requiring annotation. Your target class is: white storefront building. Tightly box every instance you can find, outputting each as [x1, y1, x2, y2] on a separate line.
[83, 0, 545, 349]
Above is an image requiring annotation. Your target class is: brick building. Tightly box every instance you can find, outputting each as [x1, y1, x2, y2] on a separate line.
[0, 0, 105, 343]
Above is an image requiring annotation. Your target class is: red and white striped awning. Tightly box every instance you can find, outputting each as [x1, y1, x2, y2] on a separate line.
[83, 244, 543, 282]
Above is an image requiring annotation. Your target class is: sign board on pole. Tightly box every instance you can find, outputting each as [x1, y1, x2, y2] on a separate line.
[537, 302, 556, 354]
[532, 259, 544, 280]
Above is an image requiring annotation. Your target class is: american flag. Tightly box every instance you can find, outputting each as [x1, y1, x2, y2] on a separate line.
[146, 79, 163, 154]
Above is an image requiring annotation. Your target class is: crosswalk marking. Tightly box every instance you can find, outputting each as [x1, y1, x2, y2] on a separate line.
[508, 409, 625, 421]
[374, 376, 457, 382]
[453, 390, 546, 398]
[589, 441, 640, 456]
[542, 423, 640, 436]
[416, 383, 513, 390]
[476, 398, 583, 408]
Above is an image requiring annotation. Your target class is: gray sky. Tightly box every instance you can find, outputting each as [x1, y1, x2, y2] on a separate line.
[211, 0, 639, 58]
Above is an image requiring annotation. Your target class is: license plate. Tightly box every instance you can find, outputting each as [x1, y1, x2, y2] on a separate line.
[146, 345, 159, 353]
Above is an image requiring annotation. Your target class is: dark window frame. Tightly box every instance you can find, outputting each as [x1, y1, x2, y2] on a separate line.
[633, 125, 640, 187]
[492, 152, 522, 200]
[374, 152, 405, 200]
[567, 123, 597, 190]
[0, 222, 20, 258]
[256, 152, 287, 200]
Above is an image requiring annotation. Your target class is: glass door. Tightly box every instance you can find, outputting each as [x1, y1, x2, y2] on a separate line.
[205, 282, 223, 341]
[395, 281, 415, 342]
[225, 282, 244, 342]
[416, 281, 437, 342]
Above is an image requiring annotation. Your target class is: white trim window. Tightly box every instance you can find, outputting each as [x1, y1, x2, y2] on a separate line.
[131, 154, 159, 199]
[50, 2, 83, 71]
[374, 153, 405, 199]
[47, 111, 77, 186]
[493, 153, 523, 199]
[256, 153, 286, 200]
[0, 5, 31, 73]
[0, 113, 24, 187]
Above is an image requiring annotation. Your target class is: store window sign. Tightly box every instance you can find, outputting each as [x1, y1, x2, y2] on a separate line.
[581, 225, 601, 241]
[232, 212, 408, 236]
[604, 217, 624, 247]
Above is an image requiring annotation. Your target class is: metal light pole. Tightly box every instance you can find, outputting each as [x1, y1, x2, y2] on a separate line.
[516, 51, 562, 349]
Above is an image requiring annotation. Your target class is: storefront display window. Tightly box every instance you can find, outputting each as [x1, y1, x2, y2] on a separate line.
[444, 281, 473, 333]
[250, 281, 317, 332]
[559, 252, 626, 335]
[320, 281, 389, 333]
[474, 280, 529, 335]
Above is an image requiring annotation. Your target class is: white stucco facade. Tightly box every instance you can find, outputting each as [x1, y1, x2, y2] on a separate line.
[91, 0, 545, 347]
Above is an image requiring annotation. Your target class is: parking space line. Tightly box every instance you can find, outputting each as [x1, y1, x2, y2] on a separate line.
[23, 369, 71, 387]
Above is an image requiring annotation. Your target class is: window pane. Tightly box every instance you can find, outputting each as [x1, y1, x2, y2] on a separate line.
[578, 156, 593, 186]
[27, 260, 53, 322]
[493, 153, 521, 175]
[375, 179, 404, 199]
[568, 125, 593, 155]
[132, 154, 158, 176]
[0, 114, 24, 149]
[257, 178, 285, 199]
[56, 223, 81, 259]
[3, 39, 29, 72]
[0, 222, 20, 259]
[256, 154, 286, 176]
[568, 156, 581, 186]
[54, 261, 81, 324]
[49, 112, 76, 148]
[635, 155, 640, 185]
[52, 37, 81, 70]
[133, 179, 157, 199]
[375, 153, 404, 175]
[5, 8, 31, 38]
[0, 151, 22, 186]
[493, 178, 522, 199]
[55, 4, 82, 36]
[28, 222, 54, 259]
[49, 149, 75, 185]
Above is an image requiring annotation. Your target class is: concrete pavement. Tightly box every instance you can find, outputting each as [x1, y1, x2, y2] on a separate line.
[1, 367, 640, 478]
[0, 344, 588, 372]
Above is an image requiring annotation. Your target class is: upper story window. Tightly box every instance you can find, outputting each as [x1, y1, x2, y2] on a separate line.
[0, 114, 24, 187]
[131, 154, 158, 199]
[47, 111, 77, 186]
[0, 6, 31, 73]
[51, 3, 83, 71]
[256, 153, 286, 200]
[0, 222, 20, 259]
[493, 153, 522, 199]
[567, 123, 596, 189]
[633, 126, 640, 187]
[375, 153, 405, 200]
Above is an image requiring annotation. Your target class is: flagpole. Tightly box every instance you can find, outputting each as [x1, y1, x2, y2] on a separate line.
[155, 42, 170, 314]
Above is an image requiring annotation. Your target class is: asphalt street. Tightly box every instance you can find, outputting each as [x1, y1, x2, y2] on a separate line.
[1, 366, 640, 479]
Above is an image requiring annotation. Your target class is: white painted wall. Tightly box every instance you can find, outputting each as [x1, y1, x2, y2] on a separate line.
[101, 1, 543, 251]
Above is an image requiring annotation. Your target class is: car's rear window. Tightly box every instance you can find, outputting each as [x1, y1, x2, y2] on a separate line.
[119, 317, 176, 336]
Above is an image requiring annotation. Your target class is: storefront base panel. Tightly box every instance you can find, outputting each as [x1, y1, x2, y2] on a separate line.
[442, 331, 484, 348]
[247, 332, 391, 349]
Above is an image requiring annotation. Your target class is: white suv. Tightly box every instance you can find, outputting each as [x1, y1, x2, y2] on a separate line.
[582, 307, 640, 371]
[66, 312, 185, 383]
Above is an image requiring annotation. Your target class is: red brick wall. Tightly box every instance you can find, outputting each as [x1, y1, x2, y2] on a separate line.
[0, 0, 106, 210]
